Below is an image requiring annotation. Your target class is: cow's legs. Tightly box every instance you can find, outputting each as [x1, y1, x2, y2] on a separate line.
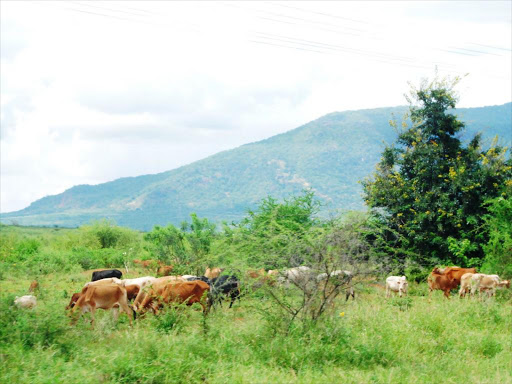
[112, 306, 120, 322]
[119, 301, 134, 326]
[89, 307, 96, 327]
[346, 287, 355, 301]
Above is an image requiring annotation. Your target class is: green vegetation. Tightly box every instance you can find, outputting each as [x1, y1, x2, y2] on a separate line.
[1, 260, 510, 383]
[2, 103, 510, 230]
[1, 78, 511, 382]
[1, 187, 511, 382]
[363, 77, 512, 270]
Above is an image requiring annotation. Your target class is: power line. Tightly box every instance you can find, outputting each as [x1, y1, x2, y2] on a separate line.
[70, 1, 151, 18]
[467, 43, 512, 52]
[41, 2, 508, 81]
[267, 1, 371, 26]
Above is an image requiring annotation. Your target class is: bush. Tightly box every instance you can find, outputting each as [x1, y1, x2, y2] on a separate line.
[70, 247, 127, 270]
[0, 295, 68, 349]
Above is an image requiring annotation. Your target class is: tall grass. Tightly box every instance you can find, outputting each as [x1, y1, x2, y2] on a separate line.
[1, 271, 510, 384]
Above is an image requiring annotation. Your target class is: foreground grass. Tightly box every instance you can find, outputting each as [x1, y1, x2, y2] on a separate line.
[1, 271, 511, 384]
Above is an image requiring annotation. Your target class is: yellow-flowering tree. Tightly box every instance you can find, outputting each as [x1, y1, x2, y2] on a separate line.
[362, 76, 512, 267]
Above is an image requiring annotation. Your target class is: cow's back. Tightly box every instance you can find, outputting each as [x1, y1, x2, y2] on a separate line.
[444, 267, 477, 283]
[91, 269, 123, 282]
[163, 281, 209, 305]
[80, 284, 127, 309]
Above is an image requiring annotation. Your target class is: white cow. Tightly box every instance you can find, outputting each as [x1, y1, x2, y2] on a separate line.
[317, 270, 355, 300]
[479, 275, 510, 298]
[14, 295, 37, 309]
[120, 276, 156, 289]
[459, 273, 473, 297]
[279, 266, 314, 287]
[316, 270, 352, 282]
[386, 276, 408, 297]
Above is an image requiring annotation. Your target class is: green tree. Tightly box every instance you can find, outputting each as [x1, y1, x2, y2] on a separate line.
[362, 76, 511, 267]
[220, 190, 321, 268]
[481, 196, 512, 278]
[181, 213, 216, 258]
[144, 224, 187, 265]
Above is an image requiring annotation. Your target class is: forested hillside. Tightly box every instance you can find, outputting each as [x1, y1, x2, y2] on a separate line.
[2, 103, 510, 230]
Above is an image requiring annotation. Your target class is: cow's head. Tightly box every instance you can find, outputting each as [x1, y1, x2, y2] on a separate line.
[398, 276, 408, 297]
[66, 293, 81, 310]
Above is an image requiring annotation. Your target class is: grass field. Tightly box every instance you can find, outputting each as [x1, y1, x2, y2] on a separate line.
[1, 266, 511, 384]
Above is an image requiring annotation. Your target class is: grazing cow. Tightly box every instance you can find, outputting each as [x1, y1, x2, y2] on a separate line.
[279, 266, 314, 288]
[70, 284, 134, 326]
[66, 293, 82, 310]
[317, 270, 355, 300]
[28, 280, 39, 292]
[434, 267, 477, 286]
[91, 269, 122, 282]
[162, 281, 210, 313]
[479, 275, 510, 298]
[246, 268, 269, 289]
[124, 285, 140, 301]
[205, 267, 223, 280]
[386, 276, 408, 298]
[137, 280, 210, 314]
[14, 295, 37, 309]
[246, 269, 266, 279]
[120, 276, 156, 289]
[211, 275, 240, 308]
[132, 276, 185, 311]
[459, 273, 476, 297]
[157, 265, 174, 277]
[428, 271, 458, 298]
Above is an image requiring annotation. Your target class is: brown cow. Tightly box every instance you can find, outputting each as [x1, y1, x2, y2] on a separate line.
[66, 292, 82, 310]
[434, 267, 477, 285]
[132, 276, 185, 310]
[28, 280, 39, 292]
[246, 269, 266, 279]
[137, 281, 210, 315]
[157, 265, 174, 277]
[205, 267, 223, 279]
[70, 284, 134, 326]
[428, 272, 459, 298]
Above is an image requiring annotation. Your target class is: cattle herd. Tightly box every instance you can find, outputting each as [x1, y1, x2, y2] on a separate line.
[13, 264, 510, 326]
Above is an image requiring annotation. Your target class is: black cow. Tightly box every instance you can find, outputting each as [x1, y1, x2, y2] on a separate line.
[211, 275, 240, 308]
[91, 269, 123, 282]
[186, 276, 211, 285]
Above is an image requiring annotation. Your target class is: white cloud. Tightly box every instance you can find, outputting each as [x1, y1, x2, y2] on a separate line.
[1, 1, 511, 212]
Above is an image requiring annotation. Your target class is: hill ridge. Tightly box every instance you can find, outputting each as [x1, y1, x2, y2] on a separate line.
[2, 102, 510, 230]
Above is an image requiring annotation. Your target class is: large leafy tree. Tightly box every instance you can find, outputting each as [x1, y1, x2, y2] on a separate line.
[362, 76, 511, 267]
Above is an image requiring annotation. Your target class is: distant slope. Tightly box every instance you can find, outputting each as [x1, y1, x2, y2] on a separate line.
[2, 103, 510, 230]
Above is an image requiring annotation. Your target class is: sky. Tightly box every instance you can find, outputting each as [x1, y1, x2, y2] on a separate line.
[1, 1, 511, 213]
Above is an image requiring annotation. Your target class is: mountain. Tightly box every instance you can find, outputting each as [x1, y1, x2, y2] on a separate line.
[2, 103, 511, 230]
